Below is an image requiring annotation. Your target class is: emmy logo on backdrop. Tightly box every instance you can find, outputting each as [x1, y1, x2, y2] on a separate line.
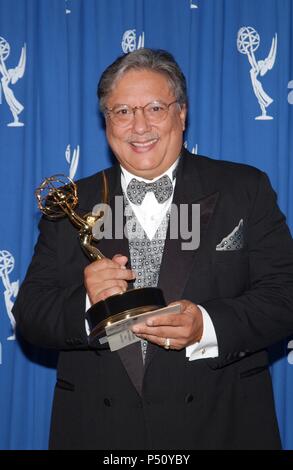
[0, 250, 18, 340]
[0, 37, 26, 127]
[184, 141, 198, 155]
[65, 144, 80, 180]
[237, 27, 277, 120]
[190, 1, 198, 8]
[121, 30, 145, 54]
[65, 0, 71, 14]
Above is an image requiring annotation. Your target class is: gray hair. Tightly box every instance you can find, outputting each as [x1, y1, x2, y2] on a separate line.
[97, 48, 188, 112]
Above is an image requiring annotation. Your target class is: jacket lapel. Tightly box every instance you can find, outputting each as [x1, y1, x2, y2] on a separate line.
[79, 165, 144, 394]
[145, 150, 219, 370]
[94, 167, 145, 393]
[159, 150, 219, 302]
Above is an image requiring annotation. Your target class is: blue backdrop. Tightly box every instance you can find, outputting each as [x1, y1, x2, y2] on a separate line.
[0, 0, 292, 449]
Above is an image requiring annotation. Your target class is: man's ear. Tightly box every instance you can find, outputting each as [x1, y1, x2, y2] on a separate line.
[179, 104, 187, 131]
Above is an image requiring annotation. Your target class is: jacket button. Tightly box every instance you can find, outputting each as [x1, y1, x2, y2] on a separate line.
[104, 398, 111, 407]
[185, 393, 194, 404]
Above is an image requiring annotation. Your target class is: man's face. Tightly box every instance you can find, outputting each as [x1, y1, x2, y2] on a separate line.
[104, 69, 187, 179]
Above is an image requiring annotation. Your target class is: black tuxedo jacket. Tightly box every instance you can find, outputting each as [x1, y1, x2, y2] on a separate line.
[13, 149, 293, 449]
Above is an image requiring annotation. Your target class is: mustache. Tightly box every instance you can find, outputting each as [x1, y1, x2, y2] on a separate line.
[126, 133, 160, 143]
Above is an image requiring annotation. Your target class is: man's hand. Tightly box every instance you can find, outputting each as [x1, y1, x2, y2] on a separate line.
[84, 254, 136, 304]
[131, 299, 203, 350]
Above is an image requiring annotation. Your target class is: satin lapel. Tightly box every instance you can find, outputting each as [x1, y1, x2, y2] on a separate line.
[145, 152, 219, 370]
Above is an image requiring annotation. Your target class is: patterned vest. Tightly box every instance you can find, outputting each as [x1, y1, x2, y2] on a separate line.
[124, 196, 170, 361]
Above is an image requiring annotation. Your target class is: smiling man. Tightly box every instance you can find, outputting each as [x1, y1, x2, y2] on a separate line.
[104, 68, 186, 178]
[13, 49, 293, 450]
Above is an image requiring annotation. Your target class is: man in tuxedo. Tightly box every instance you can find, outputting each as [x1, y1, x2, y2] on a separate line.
[13, 48, 293, 449]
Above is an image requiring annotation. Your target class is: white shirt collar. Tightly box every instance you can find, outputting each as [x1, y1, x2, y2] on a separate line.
[120, 156, 180, 240]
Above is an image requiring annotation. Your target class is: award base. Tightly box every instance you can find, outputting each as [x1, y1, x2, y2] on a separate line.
[104, 303, 182, 352]
[87, 287, 166, 342]
[255, 115, 273, 120]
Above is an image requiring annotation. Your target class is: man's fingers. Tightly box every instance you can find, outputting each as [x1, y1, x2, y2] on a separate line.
[145, 312, 183, 327]
[132, 323, 185, 339]
[86, 255, 130, 274]
[134, 333, 183, 351]
[88, 279, 128, 304]
[112, 254, 128, 268]
[86, 266, 135, 283]
[96, 279, 128, 293]
[97, 286, 127, 302]
[86, 257, 123, 272]
[104, 268, 135, 281]
[84, 254, 136, 305]
[131, 300, 203, 348]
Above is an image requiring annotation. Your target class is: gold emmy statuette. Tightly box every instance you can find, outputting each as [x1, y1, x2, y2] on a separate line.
[35, 174, 166, 343]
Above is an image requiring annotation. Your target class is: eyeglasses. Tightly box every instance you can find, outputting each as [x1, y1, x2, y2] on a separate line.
[105, 100, 178, 127]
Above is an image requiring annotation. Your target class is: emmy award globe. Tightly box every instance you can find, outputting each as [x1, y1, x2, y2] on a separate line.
[35, 174, 166, 344]
[237, 26, 260, 55]
[0, 36, 10, 61]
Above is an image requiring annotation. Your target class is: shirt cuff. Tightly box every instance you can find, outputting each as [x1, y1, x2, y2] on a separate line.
[85, 294, 92, 336]
[185, 305, 219, 361]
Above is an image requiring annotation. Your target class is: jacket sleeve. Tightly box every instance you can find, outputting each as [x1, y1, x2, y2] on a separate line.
[202, 171, 293, 369]
[12, 216, 90, 350]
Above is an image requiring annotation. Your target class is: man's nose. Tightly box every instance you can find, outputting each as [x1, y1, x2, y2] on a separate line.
[131, 108, 152, 134]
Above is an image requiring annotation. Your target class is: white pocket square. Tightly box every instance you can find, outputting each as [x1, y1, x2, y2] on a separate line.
[216, 219, 244, 251]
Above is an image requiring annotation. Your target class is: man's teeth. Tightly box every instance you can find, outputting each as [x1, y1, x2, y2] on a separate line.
[131, 139, 158, 147]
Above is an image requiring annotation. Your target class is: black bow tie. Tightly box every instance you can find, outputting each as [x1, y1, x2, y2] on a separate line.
[126, 174, 173, 205]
